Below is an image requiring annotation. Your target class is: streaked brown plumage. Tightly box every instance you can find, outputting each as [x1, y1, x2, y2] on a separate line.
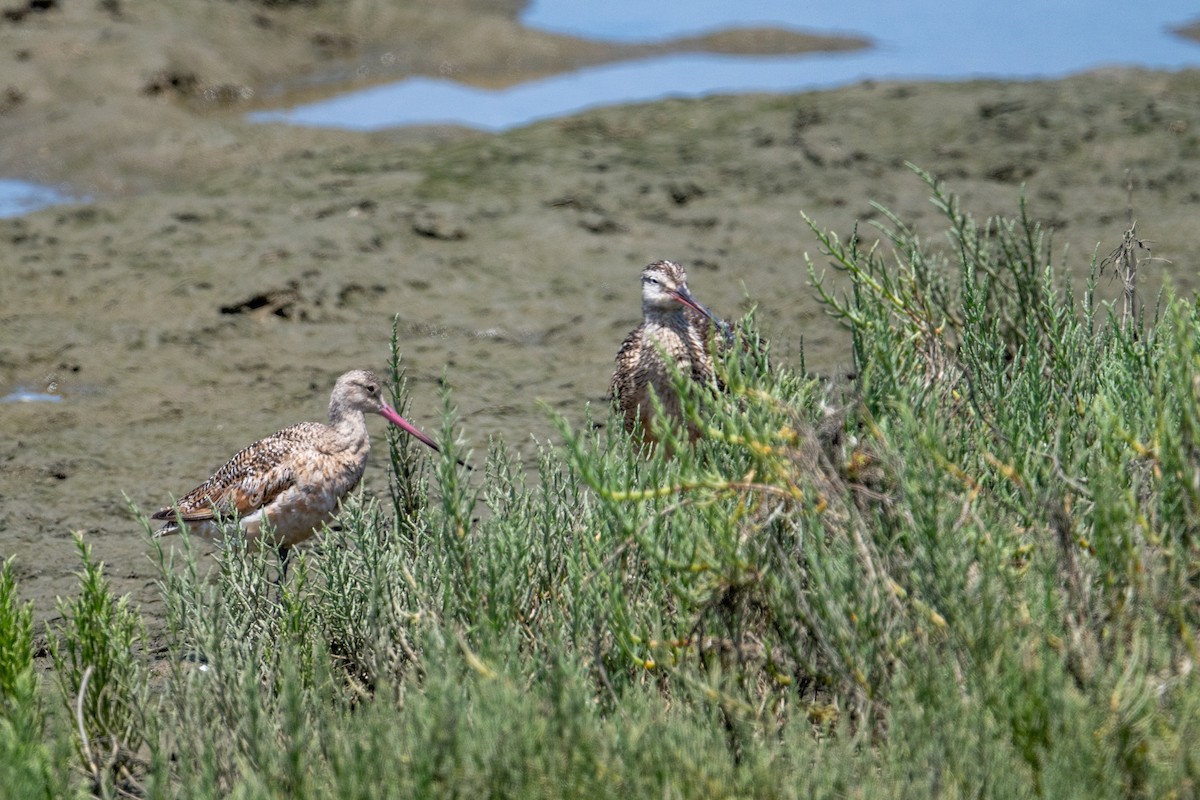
[152, 369, 440, 564]
[609, 260, 727, 445]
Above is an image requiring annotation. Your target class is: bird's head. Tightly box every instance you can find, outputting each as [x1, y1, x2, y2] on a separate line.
[640, 260, 718, 324]
[332, 369, 441, 453]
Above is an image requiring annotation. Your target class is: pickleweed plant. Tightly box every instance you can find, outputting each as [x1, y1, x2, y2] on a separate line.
[547, 168, 1200, 793]
[800, 167, 1200, 793]
[0, 559, 50, 794]
[0, 560, 76, 798]
[0, 557, 36, 725]
[386, 319, 431, 529]
[555, 314, 906, 727]
[48, 534, 151, 796]
[87, 170, 1200, 797]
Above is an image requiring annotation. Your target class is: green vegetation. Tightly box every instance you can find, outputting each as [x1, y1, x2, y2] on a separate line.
[5, 171, 1200, 797]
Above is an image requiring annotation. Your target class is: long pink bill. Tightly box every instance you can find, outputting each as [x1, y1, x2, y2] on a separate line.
[671, 287, 734, 343]
[378, 402, 472, 469]
[670, 286, 717, 321]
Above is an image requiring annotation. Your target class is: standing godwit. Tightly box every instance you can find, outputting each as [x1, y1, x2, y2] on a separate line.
[609, 260, 728, 445]
[151, 369, 440, 571]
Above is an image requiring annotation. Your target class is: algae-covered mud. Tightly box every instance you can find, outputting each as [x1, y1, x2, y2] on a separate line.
[2, 1, 1200, 637]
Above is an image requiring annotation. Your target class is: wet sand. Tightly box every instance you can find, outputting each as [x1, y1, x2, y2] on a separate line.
[3, 2, 1200, 636]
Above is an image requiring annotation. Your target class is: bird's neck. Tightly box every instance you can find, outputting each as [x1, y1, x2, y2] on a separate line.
[644, 304, 689, 330]
[644, 309, 710, 369]
[327, 408, 371, 453]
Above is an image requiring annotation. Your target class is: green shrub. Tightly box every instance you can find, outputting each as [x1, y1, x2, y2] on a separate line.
[28, 170, 1200, 797]
[0, 558, 75, 798]
[48, 535, 152, 797]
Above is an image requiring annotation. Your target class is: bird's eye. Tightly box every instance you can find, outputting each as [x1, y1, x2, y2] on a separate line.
[366, 383, 377, 394]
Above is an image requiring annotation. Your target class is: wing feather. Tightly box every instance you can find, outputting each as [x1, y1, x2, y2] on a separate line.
[152, 423, 320, 523]
[609, 323, 645, 403]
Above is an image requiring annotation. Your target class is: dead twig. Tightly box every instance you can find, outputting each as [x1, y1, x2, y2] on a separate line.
[1100, 173, 1170, 335]
[75, 665, 104, 795]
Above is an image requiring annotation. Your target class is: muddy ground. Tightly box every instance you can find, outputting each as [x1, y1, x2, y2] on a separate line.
[2, 2, 1200, 639]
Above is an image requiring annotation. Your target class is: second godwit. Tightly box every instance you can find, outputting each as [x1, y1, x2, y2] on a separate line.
[609, 260, 728, 446]
[151, 369, 440, 571]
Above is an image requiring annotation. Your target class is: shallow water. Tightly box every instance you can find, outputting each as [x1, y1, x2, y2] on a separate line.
[0, 178, 76, 220]
[0, 387, 64, 404]
[250, 0, 1200, 131]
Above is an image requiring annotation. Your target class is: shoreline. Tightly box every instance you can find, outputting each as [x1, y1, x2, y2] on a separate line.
[0, 1, 867, 195]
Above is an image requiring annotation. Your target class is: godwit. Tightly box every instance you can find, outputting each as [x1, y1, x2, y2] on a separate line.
[609, 260, 729, 445]
[151, 369, 440, 572]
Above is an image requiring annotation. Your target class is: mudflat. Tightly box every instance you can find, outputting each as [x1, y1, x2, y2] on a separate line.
[2, 1, 1199, 636]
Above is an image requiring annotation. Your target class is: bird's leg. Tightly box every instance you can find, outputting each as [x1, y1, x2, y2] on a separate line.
[276, 544, 292, 588]
[271, 544, 293, 609]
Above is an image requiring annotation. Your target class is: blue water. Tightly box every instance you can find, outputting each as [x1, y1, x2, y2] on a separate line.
[0, 387, 64, 404]
[250, 0, 1200, 132]
[0, 178, 74, 220]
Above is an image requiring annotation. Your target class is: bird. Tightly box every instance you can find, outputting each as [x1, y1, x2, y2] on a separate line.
[609, 260, 730, 446]
[151, 369, 441, 574]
